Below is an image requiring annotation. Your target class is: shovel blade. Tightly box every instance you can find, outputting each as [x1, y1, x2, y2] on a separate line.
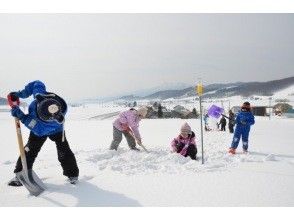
[207, 105, 224, 119]
[139, 144, 149, 153]
[16, 169, 45, 197]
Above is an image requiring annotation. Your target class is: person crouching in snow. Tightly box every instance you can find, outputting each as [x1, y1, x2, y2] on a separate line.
[228, 102, 255, 154]
[171, 122, 197, 160]
[7, 80, 79, 186]
[110, 107, 148, 151]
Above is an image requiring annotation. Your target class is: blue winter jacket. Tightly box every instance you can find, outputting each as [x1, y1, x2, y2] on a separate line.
[16, 80, 65, 137]
[235, 111, 255, 131]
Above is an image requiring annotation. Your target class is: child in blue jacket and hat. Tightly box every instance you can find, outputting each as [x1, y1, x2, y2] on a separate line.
[229, 102, 255, 154]
[7, 80, 79, 186]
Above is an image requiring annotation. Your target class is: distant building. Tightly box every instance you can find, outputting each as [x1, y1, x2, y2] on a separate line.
[284, 108, 294, 118]
[273, 103, 293, 114]
[251, 106, 268, 116]
[231, 105, 272, 116]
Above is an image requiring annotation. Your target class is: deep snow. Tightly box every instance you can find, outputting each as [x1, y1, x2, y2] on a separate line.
[0, 105, 294, 206]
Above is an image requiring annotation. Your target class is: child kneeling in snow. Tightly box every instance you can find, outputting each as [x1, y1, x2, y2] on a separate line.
[171, 122, 197, 160]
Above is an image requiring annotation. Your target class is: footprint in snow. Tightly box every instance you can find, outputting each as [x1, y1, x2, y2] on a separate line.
[263, 154, 277, 162]
[2, 160, 14, 165]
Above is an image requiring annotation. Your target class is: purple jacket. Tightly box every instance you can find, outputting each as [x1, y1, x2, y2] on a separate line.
[113, 109, 142, 140]
[171, 132, 196, 156]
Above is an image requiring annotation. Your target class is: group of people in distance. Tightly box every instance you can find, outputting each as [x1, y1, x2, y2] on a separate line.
[218, 110, 237, 133]
[205, 110, 236, 133]
[204, 103, 255, 155]
[6, 80, 254, 187]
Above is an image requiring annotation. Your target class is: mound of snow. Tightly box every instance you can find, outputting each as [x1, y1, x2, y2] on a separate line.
[263, 154, 277, 162]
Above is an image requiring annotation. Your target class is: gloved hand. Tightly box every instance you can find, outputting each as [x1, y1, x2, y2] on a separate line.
[180, 144, 189, 156]
[176, 142, 185, 148]
[9, 92, 20, 100]
[11, 106, 25, 120]
[7, 92, 20, 107]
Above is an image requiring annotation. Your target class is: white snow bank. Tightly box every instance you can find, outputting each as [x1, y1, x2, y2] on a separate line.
[1, 106, 294, 206]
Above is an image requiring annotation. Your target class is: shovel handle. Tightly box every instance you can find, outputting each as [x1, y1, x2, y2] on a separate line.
[138, 143, 149, 153]
[14, 118, 28, 171]
[127, 131, 149, 153]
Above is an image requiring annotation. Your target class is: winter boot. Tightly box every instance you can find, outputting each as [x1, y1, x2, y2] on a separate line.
[130, 146, 140, 151]
[8, 176, 23, 187]
[228, 148, 236, 154]
[68, 176, 78, 185]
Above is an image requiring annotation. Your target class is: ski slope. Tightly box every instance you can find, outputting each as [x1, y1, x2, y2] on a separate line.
[0, 105, 294, 206]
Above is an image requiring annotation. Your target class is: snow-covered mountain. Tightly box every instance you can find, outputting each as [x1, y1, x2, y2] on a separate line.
[118, 76, 294, 101]
[128, 82, 193, 97]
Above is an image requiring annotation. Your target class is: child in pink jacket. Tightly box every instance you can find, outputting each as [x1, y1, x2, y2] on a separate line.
[110, 107, 148, 151]
[171, 122, 197, 160]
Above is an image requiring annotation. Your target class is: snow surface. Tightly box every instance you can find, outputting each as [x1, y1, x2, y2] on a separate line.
[1, 104, 294, 207]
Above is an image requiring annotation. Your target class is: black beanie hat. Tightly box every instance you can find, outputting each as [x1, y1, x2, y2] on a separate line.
[241, 102, 251, 111]
[36, 93, 67, 124]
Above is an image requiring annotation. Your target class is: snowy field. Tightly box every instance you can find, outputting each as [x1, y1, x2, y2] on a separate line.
[0, 105, 294, 207]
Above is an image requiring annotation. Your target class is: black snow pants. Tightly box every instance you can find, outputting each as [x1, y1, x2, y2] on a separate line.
[229, 124, 234, 133]
[221, 124, 226, 131]
[14, 131, 79, 178]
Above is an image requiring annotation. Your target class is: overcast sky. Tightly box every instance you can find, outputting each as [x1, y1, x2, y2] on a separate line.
[0, 14, 293, 101]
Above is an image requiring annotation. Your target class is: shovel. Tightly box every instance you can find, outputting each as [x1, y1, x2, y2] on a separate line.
[14, 118, 45, 196]
[128, 131, 149, 153]
[207, 105, 225, 119]
[8, 93, 45, 196]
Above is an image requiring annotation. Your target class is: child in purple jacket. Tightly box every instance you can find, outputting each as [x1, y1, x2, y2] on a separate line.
[110, 107, 148, 151]
[171, 122, 197, 160]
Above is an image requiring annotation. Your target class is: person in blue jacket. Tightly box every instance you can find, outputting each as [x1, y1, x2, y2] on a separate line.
[204, 113, 211, 131]
[7, 80, 79, 186]
[228, 102, 255, 154]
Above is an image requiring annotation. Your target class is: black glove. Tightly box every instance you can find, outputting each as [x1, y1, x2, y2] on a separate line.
[176, 142, 185, 148]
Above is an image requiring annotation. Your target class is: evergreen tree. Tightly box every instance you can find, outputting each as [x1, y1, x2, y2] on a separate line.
[158, 103, 163, 118]
[192, 108, 199, 118]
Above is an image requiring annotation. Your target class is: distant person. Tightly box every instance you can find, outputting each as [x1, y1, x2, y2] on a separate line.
[228, 110, 235, 133]
[110, 107, 148, 151]
[219, 116, 227, 131]
[7, 80, 79, 186]
[229, 102, 255, 154]
[216, 121, 220, 130]
[204, 113, 211, 131]
[171, 122, 197, 160]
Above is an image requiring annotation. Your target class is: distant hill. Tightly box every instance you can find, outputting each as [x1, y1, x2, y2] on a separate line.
[118, 76, 294, 100]
[143, 82, 245, 100]
[203, 76, 294, 98]
[119, 95, 142, 101]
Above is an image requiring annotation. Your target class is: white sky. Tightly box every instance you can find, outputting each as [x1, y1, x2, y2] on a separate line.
[0, 14, 293, 101]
